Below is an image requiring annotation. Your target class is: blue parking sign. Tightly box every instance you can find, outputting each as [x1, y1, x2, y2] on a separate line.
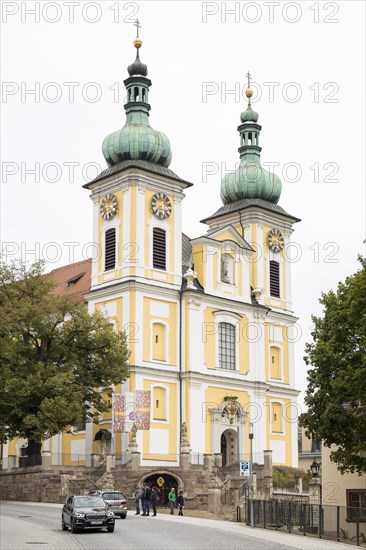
[240, 461, 250, 476]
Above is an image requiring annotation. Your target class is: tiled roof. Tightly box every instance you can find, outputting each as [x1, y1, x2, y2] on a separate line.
[46, 259, 92, 303]
[182, 233, 193, 272]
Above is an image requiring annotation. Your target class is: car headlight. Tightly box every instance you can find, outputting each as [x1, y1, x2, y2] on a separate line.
[107, 511, 115, 517]
[75, 513, 85, 518]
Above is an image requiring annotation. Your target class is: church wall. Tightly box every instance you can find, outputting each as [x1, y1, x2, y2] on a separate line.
[265, 395, 292, 465]
[192, 244, 205, 289]
[141, 378, 178, 463]
[184, 298, 204, 372]
[203, 307, 216, 370]
[142, 296, 177, 366]
[264, 323, 289, 384]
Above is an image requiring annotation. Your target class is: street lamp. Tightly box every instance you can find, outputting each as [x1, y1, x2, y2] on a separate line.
[249, 422, 254, 528]
[310, 457, 320, 478]
[309, 456, 322, 534]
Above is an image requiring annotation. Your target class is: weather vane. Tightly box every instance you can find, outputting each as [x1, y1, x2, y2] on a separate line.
[134, 19, 142, 38]
[246, 71, 252, 89]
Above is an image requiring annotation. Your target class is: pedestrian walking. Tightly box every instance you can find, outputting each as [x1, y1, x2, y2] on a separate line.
[168, 487, 176, 515]
[177, 491, 184, 516]
[150, 486, 159, 516]
[133, 486, 142, 515]
[141, 483, 151, 516]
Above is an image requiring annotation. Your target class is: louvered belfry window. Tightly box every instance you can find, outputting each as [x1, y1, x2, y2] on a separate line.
[153, 227, 166, 270]
[269, 260, 280, 297]
[105, 228, 116, 271]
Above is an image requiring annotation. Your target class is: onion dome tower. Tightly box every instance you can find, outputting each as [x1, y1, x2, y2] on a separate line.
[102, 23, 172, 168]
[220, 75, 282, 204]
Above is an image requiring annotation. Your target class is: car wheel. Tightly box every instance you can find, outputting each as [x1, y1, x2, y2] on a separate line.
[62, 516, 68, 531]
[107, 525, 115, 533]
[71, 519, 78, 534]
[121, 514, 127, 519]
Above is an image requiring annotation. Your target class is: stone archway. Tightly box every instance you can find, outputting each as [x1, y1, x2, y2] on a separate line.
[221, 428, 238, 466]
[140, 472, 181, 507]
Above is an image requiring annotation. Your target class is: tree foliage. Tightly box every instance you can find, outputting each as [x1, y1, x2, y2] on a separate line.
[300, 256, 366, 474]
[0, 261, 130, 444]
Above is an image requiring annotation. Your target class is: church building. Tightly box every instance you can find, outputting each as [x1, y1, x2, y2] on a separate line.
[4, 31, 301, 474]
[80, 31, 300, 469]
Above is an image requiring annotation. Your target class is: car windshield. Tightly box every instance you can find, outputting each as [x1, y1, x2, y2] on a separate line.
[74, 496, 105, 508]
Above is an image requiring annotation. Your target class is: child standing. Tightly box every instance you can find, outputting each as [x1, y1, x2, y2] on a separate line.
[177, 491, 184, 516]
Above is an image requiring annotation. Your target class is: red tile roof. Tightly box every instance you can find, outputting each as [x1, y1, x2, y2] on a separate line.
[46, 258, 92, 303]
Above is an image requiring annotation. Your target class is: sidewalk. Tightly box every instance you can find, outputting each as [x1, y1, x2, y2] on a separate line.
[151, 512, 360, 550]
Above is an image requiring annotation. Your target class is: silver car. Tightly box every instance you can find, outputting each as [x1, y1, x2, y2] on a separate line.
[89, 490, 128, 519]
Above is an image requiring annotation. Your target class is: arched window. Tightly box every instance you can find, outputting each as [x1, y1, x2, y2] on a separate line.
[152, 227, 166, 270]
[270, 347, 281, 379]
[221, 253, 234, 284]
[152, 323, 166, 361]
[271, 402, 283, 433]
[134, 87, 139, 101]
[218, 322, 236, 370]
[270, 260, 280, 297]
[105, 228, 116, 271]
[153, 387, 167, 420]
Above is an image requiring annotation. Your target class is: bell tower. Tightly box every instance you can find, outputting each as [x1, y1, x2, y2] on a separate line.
[84, 27, 193, 291]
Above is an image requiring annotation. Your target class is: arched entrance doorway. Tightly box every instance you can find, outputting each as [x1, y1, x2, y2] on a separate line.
[143, 473, 179, 507]
[220, 429, 238, 466]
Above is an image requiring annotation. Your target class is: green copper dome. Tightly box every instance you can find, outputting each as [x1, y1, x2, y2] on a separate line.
[102, 41, 172, 168]
[221, 95, 282, 204]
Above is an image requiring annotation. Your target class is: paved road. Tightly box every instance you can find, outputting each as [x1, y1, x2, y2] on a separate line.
[0, 501, 357, 550]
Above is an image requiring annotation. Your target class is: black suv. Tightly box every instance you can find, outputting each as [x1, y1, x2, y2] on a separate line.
[89, 489, 128, 519]
[62, 495, 115, 533]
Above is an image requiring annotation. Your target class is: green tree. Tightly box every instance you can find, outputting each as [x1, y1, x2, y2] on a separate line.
[0, 260, 130, 452]
[300, 256, 366, 474]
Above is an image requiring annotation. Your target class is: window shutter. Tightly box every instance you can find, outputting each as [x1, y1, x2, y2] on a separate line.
[105, 228, 116, 271]
[269, 260, 280, 297]
[153, 227, 166, 270]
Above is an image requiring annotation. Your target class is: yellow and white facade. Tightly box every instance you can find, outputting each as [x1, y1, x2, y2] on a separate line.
[3, 40, 301, 471]
[74, 35, 301, 468]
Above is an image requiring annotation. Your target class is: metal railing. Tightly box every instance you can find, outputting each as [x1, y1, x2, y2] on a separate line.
[190, 453, 204, 465]
[242, 500, 366, 547]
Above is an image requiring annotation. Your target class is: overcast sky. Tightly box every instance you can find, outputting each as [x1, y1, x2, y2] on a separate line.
[1, 1, 365, 407]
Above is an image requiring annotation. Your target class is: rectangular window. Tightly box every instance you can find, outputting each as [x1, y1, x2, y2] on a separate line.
[153, 228, 166, 270]
[347, 491, 366, 521]
[218, 322, 236, 370]
[270, 260, 280, 297]
[105, 228, 116, 271]
[74, 417, 86, 432]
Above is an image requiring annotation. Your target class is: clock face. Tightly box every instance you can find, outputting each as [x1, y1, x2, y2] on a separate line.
[268, 229, 284, 253]
[100, 193, 118, 220]
[151, 193, 172, 219]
